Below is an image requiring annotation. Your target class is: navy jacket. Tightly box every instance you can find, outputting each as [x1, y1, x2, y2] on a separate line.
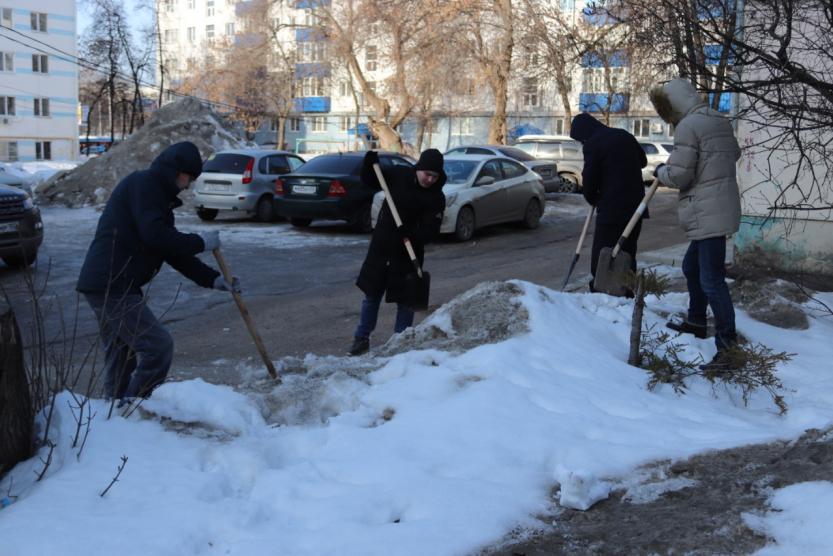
[356, 154, 446, 303]
[77, 142, 219, 294]
[570, 113, 647, 225]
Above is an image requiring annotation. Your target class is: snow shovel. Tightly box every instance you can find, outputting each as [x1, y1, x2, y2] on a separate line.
[372, 163, 430, 311]
[593, 178, 661, 297]
[561, 206, 595, 291]
[212, 248, 279, 380]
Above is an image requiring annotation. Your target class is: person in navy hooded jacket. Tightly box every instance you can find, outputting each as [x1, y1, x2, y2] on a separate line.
[77, 141, 240, 404]
[570, 113, 648, 291]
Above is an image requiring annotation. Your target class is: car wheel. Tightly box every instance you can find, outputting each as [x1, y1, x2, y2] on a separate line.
[351, 203, 373, 233]
[3, 250, 37, 269]
[290, 217, 312, 228]
[557, 174, 579, 193]
[256, 196, 276, 222]
[522, 199, 542, 229]
[196, 208, 219, 221]
[454, 206, 475, 242]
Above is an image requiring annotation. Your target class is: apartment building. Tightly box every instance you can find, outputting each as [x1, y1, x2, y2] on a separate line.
[157, 0, 706, 153]
[0, 0, 78, 161]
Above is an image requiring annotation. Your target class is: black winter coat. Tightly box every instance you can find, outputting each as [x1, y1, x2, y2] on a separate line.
[356, 157, 446, 303]
[570, 113, 648, 225]
[77, 142, 220, 294]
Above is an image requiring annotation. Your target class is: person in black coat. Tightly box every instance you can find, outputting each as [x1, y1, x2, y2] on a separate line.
[77, 141, 240, 403]
[349, 149, 446, 356]
[570, 113, 648, 291]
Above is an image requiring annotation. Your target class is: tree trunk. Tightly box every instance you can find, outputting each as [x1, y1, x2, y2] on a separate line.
[628, 272, 646, 366]
[369, 119, 404, 152]
[0, 310, 33, 477]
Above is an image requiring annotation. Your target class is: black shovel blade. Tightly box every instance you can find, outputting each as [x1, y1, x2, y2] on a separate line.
[593, 247, 633, 297]
[404, 271, 431, 311]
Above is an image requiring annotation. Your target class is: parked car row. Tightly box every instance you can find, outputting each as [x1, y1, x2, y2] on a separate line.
[195, 135, 668, 243]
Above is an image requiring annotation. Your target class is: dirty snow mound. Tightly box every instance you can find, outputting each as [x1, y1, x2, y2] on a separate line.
[38, 98, 245, 207]
[377, 281, 529, 356]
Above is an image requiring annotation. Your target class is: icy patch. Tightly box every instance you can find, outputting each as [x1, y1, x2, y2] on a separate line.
[622, 476, 698, 504]
[555, 466, 612, 511]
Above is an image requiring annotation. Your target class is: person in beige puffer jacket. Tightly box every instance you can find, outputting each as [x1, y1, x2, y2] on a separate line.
[650, 78, 742, 371]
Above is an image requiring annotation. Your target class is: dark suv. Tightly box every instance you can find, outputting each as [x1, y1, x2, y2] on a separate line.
[0, 184, 43, 268]
[274, 151, 414, 232]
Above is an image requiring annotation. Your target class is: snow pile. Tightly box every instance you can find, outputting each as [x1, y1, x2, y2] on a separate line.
[37, 98, 246, 207]
[2, 282, 833, 555]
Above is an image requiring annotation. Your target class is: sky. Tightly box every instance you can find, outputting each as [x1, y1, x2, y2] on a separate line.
[1, 226, 832, 556]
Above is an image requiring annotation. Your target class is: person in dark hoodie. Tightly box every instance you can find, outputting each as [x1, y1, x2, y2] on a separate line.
[348, 149, 446, 356]
[569, 113, 648, 292]
[77, 141, 241, 404]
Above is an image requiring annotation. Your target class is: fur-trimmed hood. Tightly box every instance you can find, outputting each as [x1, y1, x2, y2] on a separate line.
[649, 78, 706, 125]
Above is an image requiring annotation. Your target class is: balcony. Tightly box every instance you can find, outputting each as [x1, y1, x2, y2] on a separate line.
[296, 28, 326, 42]
[295, 63, 330, 78]
[295, 0, 331, 8]
[293, 97, 331, 113]
[579, 92, 630, 113]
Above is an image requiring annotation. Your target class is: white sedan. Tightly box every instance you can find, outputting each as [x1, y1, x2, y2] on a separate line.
[372, 154, 546, 241]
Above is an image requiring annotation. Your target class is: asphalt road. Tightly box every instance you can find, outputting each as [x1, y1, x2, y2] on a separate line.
[0, 190, 687, 386]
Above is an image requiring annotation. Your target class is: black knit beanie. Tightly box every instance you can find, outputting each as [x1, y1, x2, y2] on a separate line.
[415, 148, 444, 173]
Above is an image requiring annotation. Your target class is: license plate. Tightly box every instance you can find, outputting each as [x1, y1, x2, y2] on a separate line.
[204, 183, 230, 192]
[292, 185, 317, 195]
[0, 221, 18, 233]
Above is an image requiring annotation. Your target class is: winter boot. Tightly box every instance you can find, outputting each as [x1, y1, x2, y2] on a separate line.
[348, 336, 370, 356]
[666, 318, 707, 339]
[699, 350, 740, 373]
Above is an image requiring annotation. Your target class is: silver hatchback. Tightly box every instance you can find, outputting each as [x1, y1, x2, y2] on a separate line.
[193, 149, 305, 221]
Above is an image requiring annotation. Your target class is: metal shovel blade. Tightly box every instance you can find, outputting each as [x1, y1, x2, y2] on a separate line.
[404, 270, 431, 311]
[593, 247, 633, 297]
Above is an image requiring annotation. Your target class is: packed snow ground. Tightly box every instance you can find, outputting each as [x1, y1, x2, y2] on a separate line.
[2, 281, 832, 555]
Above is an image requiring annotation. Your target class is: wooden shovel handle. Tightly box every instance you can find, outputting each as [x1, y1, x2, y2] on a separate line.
[213, 248, 278, 380]
[612, 178, 660, 258]
[373, 162, 423, 278]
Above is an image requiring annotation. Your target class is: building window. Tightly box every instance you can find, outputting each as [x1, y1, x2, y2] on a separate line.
[164, 29, 178, 43]
[206, 0, 215, 17]
[365, 45, 377, 71]
[522, 77, 539, 107]
[1, 8, 12, 28]
[34, 97, 49, 117]
[366, 81, 376, 94]
[633, 118, 651, 137]
[289, 117, 300, 132]
[339, 115, 352, 131]
[458, 117, 473, 136]
[310, 116, 326, 132]
[0, 141, 18, 162]
[301, 76, 326, 96]
[35, 141, 51, 161]
[554, 119, 564, 135]
[187, 27, 195, 42]
[0, 52, 12, 72]
[30, 11, 47, 32]
[225, 22, 235, 35]
[0, 96, 15, 115]
[32, 54, 48, 73]
[303, 9, 317, 27]
[299, 41, 325, 62]
[187, 0, 194, 8]
[206, 24, 215, 39]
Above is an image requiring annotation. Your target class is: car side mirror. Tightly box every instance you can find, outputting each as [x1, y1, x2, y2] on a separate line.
[475, 175, 496, 186]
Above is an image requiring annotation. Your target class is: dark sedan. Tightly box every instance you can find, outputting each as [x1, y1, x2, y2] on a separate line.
[274, 151, 414, 232]
[0, 184, 43, 268]
[444, 145, 568, 193]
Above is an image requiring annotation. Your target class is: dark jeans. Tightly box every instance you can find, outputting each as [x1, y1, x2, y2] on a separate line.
[590, 219, 641, 290]
[682, 237, 737, 351]
[354, 293, 414, 339]
[84, 292, 174, 400]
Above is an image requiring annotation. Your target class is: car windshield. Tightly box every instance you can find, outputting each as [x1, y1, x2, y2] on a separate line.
[498, 147, 536, 161]
[202, 154, 253, 174]
[513, 143, 536, 155]
[295, 155, 362, 174]
[443, 160, 480, 184]
[662, 144, 675, 153]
